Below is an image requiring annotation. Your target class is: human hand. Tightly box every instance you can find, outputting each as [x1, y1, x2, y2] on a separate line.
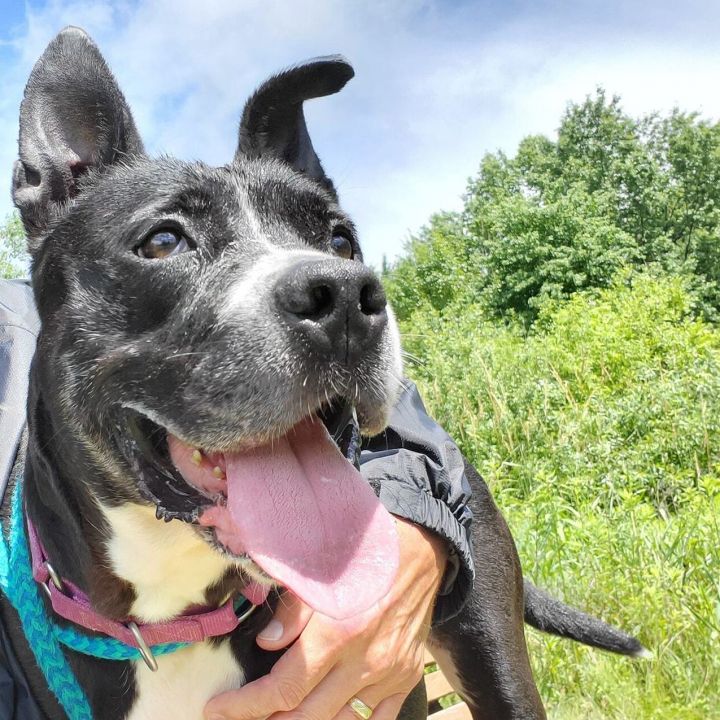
[204, 517, 448, 720]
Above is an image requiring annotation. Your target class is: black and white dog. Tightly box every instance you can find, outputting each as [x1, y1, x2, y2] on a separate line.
[1, 27, 645, 720]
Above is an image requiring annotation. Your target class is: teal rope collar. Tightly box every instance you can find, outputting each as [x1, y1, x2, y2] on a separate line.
[0, 481, 95, 719]
[0, 480, 254, 719]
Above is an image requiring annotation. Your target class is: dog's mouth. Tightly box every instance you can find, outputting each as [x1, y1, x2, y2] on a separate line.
[118, 403, 360, 521]
[116, 404, 399, 619]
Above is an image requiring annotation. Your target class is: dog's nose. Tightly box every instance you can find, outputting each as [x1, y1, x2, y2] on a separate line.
[274, 259, 387, 364]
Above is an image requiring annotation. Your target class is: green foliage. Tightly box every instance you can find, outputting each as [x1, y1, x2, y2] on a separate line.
[383, 86, 720, 718]
[381, 212, 473, 320]
[399, 275, 720, 718]
[0, 214, 28, 279]
[387, 90, 720, 323]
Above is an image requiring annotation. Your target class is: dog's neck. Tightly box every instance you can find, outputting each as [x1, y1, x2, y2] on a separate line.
[16, 383, 277, 720]
[24, 377, 238, 623]
[100, 503, 233, 621]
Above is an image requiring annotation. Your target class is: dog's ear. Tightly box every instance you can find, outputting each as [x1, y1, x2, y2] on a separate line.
[235, 56, 354, 194]
[12, 26, 144, 242]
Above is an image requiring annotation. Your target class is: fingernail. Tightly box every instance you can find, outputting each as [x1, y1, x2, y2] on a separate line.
[258, 619, 283, 641]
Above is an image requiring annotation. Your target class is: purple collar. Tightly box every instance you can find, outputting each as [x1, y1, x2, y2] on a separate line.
[26, 512, 264, 670]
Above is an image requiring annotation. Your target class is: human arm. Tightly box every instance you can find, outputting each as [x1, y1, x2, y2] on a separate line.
[204, 381, 474, 720]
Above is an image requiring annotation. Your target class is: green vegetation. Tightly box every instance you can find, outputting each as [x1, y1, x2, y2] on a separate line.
[386, 93, 720, 718]
[386, 90, 720, 324]
[0, 213, 28, 279]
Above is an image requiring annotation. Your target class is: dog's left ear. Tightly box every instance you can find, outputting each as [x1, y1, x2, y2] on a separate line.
[235, 56, 354, 194]
[13, 26, 144, 243]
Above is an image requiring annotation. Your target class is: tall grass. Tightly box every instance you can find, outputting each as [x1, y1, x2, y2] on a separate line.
[399, 273, 720, 719]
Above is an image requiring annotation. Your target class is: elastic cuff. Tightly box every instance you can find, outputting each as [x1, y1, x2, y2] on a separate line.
[377, 479, 474, 624]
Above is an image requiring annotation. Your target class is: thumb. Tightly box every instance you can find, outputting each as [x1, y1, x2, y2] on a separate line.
[257, 592, 314, 650]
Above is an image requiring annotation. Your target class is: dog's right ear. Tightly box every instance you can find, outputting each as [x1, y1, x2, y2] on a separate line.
[12, 26, 144, 243]
[235, 56, 354, 195]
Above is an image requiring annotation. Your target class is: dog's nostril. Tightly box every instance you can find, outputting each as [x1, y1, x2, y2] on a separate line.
[359, 282, 386, 316]
[282, 281, 336, 320]
[308, 284, 334, 319]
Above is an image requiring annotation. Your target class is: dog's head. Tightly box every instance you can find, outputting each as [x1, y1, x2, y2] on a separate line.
[14, 28, 403, 612]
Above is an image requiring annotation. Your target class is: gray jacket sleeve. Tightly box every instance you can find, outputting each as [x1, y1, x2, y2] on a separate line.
[0, 280, 39, 503]
[0, 280, 44, 720]
[359, 381, 474, 624]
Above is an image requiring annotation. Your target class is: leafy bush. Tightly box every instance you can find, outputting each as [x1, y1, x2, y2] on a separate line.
[381, 212, 474, 320]
[0, 214, 28, 279]
[397, 274, 720, 718]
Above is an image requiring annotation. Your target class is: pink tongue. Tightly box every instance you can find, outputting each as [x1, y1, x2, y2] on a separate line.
[196, 419, 399, 619]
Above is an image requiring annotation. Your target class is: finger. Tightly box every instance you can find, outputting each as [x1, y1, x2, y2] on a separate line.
[333, 690, 405, 720]
[274, 674, 386, 720]
[205, 635, 335, 720]
[257, 592, 314, 650]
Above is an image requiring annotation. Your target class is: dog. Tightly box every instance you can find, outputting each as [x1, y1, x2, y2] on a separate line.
[0, 27, 646, 720]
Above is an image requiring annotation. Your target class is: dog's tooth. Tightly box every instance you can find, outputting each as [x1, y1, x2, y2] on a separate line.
[212, 466, 225, 479]
[191, 449, 203, 466]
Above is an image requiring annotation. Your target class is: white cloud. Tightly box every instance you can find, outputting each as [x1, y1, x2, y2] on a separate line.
[2, 0, 720, 266]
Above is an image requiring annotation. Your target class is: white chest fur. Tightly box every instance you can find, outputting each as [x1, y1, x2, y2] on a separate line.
[128, 640, 245, 720]
[100, 503, 248, 718]
[102, 503, 232, 622]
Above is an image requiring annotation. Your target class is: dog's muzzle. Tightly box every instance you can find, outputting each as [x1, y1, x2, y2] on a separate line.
[115, 400, 362, 524]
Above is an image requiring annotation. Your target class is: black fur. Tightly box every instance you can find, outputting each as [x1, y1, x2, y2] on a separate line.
[523, 582, 644, 656]
[5, 26, 646, 720]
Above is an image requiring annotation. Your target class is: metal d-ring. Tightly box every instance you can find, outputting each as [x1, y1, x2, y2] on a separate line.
[236, 601, 258, 624]
[41, 562, 65, 598]
[45, 562, 64, 591]
[127, 621, 158, 672]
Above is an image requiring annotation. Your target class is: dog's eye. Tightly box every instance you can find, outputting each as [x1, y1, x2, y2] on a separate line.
[331, 229, 354, 260]
[136, 230, 189, 260]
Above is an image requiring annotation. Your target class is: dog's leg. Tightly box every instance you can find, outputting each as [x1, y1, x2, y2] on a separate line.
[428, 461, 546, 720]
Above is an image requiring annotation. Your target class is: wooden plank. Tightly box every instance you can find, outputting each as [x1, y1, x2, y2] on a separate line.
[424, 669, 455, 703]
[428, 702, 472, 720]
[424, 646, 468, 720]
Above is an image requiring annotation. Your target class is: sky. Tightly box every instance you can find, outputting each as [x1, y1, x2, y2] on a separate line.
[1, 0, 720, 267]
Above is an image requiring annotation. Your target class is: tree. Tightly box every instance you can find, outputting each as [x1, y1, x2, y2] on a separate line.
[0, 213, 28, 279]
[386, 90, 720, 323]
[381, 212, 470, 321]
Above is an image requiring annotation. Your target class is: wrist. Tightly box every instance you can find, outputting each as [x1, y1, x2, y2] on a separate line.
[394, 516, 449, 593]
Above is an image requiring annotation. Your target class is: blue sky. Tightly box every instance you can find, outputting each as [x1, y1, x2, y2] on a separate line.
[1, 0, 720, 266]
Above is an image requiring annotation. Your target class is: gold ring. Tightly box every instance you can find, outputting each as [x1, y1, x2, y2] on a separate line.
[348, 697, 373, 720]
